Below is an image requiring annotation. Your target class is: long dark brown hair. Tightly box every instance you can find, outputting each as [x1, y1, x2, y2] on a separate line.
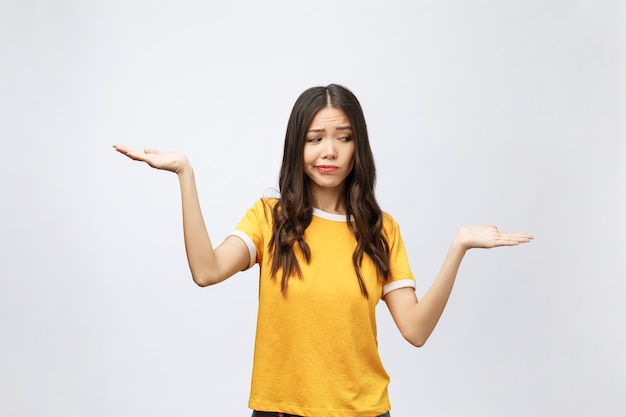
[268, 84, 389, 297]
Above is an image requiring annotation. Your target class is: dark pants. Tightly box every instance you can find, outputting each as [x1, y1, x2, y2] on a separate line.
[252, 412, 390, 417]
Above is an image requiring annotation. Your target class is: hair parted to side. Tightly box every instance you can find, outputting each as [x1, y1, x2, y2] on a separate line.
[267, 84, 390, 298]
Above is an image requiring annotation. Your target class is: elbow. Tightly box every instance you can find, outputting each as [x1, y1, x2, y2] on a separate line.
[409, 339, 426, 348]
[193, 278, 212, 287]
[401, 329, 431, 348]
[191, 271, 221, 287]
[406, 335, 428, 348]
[190, 261, 238, 287]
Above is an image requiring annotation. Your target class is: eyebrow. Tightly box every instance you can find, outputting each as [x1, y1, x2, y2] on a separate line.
[307, 125, 353, 133]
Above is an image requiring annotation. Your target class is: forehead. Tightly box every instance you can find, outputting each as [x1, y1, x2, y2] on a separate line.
[308, 107, 350, 130]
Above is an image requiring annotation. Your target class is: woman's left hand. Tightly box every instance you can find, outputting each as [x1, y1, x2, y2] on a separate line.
[455, 225, 533, 250]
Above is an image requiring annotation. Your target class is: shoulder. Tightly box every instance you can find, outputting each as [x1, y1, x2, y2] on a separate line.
[238, 198, 278, 228]
[249, 197, 278, 214]
[260, 197, 278, 205]
[381, 211, 409, 245]
[381, 211, 401, 231]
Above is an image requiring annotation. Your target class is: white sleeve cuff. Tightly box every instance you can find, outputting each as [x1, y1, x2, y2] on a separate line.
[229, 230, 256, 270]
[382, 279, 416, 297]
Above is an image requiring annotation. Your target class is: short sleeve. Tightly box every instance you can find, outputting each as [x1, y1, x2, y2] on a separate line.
[381, 213, 416, 296]
[230, 198, 275, 269]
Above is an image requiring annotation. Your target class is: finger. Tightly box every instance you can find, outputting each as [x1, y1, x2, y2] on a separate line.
[112, 143, 130, 153]
[144, 148, 161, 155]
[113, 143, 141, 155]
[114, 145, 150, 162]
[498, 234, 533, 245]
[492, 238, 524, 247]
[502, 232, 534, 240]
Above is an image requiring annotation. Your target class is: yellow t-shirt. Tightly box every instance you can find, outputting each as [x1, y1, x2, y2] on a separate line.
[232, 198, 415, 417]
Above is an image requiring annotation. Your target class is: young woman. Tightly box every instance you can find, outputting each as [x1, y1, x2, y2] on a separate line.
[113, 84, 532, 417]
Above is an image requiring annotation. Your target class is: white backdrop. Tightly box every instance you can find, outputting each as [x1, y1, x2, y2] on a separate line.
[1, 1, 624, 416]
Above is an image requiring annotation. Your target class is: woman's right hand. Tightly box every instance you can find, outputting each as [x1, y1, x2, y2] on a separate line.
[113, 144, 190, 174]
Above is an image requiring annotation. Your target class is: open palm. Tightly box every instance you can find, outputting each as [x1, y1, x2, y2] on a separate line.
[113, 144, 189, 174]
[457, 225, 533, 249]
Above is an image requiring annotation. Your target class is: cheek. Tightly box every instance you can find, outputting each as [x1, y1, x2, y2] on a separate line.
[346, 146, 356, 166]
[302, 147, 314, 165]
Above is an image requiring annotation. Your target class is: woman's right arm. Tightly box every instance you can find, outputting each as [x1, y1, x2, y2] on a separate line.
[113, 144, 250, 286]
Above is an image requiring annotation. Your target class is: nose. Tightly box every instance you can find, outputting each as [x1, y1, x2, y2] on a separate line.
[322, 139, 337, 159]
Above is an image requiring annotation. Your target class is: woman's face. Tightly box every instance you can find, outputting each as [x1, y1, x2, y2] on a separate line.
[303, 106, 355, 195]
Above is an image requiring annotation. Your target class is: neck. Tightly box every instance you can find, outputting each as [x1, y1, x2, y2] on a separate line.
[310, 186, 346, 214]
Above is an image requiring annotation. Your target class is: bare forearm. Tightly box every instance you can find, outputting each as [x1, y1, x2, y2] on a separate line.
[387, 225, 532, 347]
[177, 167, 219, 286]
[407, 240, 467, 346]
[113, 144, 248, 285]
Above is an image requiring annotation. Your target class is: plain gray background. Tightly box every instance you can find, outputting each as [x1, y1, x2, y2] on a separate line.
[1, 0, 624, 416]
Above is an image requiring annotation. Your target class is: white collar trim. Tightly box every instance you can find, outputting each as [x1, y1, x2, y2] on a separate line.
[312, 208, 353, 222]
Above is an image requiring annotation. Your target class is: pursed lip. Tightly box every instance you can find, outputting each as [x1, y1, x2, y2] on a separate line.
[315, 165, 339, 173]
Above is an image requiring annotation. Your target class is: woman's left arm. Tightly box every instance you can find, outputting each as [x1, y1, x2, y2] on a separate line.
[384, 225, 533, 347]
